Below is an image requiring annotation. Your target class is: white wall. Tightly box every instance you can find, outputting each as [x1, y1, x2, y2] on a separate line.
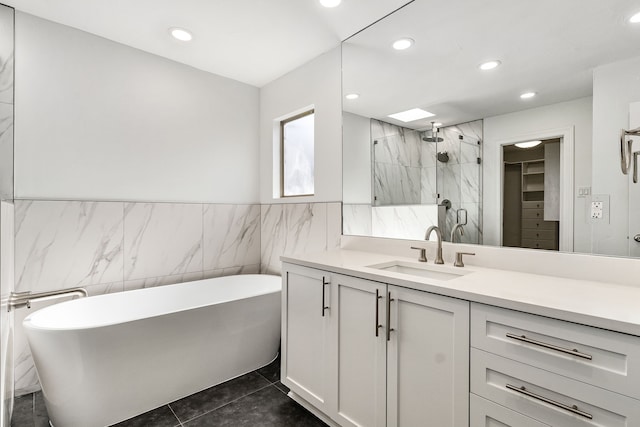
[342, 112, 371, 204]
[14, 12, 260, 203]
[483, 97, 593, 252]
[591, 56, 640, 256]
[259, 47, 342, 203]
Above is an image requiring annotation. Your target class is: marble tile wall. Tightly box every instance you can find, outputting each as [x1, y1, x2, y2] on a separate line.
[371, 119, 422, 205]
[0, 4, 14, 201]
[371, 205, 441, 240]
[432, 120, 483, 244]
[343, 204, 372, 236]
[13, 199, 262, 395]
[0, 4, 14, 424]
[260, 202, 342, 275]
[1, 201, 15, 427]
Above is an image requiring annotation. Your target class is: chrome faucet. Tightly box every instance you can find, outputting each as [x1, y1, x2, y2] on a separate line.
[425, 226, 444, 264]
[450, 223, 464, 243]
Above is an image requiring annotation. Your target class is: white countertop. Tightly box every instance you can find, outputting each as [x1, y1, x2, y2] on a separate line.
[281, 249, 640, 337]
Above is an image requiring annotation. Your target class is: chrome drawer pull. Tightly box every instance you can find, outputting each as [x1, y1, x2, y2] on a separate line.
[506, 333, 593, 360]
[321, 277, 330, 317]
[506, 384, 593, 420]
[386, 292, 395, 341]
[375, 289, 383, 337]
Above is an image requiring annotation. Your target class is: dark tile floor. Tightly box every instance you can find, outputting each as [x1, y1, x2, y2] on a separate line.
[11, 356, 328, 427]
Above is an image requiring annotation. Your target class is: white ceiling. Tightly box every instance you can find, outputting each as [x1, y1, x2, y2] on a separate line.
[5, 0, 411, 87]
[343, 0, 640, 130]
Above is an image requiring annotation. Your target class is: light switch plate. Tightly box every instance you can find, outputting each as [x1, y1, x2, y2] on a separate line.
[577, 186, 591, 198]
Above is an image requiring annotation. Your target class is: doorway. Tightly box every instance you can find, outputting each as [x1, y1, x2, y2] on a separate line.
[502, 139, 561, 250]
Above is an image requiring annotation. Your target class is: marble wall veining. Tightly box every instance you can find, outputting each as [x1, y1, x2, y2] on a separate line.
[343, 203, 441, 241]
[260, 202, 342, 275]
[15, 201, 124, 293]
[371, 119, 423, 206]
[1, 4, 15, 425]
[13, 199, 262, 395]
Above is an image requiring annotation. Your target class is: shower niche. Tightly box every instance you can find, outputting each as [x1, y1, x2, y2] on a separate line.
[367, 118, 483, 244]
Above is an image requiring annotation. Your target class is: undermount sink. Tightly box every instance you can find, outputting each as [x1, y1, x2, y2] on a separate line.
[366, 261, 470, 281]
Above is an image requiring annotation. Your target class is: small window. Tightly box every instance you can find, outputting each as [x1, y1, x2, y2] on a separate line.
[281, 110, 315, 197]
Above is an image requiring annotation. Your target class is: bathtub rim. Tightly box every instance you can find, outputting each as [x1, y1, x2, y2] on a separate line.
[23, 274, 282, 332]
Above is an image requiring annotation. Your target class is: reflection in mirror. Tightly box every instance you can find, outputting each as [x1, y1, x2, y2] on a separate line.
[342, 0, 640, 258]
[0, 4, 14, 201]
[502, 140, 560, 251]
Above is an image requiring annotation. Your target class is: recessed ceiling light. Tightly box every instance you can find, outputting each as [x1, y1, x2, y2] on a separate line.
[630, 11, 640, 23]
[319, 0, 341, 7]
[169, 27, 193, 42]
[388, 108, 435, 122]
[515, 140, 542, 149]
[433, 122, 443, 127]
[392, 38, 414, 50]
[520, 92, 537, 99]
[345, 93, 359, 100]
[479, 60, 501, 70]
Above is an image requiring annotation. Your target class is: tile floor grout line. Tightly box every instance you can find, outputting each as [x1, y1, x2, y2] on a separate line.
[255, 370, 278, 384]
[178, 382, 276, 425]
[273, 384, 290, 397]
[167, 404, 184, 427]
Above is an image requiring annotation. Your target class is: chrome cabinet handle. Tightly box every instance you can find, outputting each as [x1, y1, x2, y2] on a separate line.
[321, 276, 330, 317]
[375, 289, 383, 337]
[506, 384, 593, 420]
[386, 292, 395, 341]
[506, 333, 592, 360]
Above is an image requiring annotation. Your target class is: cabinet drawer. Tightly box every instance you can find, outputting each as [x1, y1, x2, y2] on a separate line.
[522, 201, 544, 210]
[471, 303, 640, 399]
[471, 394, 551, 427]
[471, 348, 640, 427]
[522, 219, 556, 230]
[521, 239, 556, 250]
[522, 229, 555, 240]
[522, 209, 544, 219]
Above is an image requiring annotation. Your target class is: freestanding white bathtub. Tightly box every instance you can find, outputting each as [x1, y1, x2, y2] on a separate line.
[23, 274, 281, 427]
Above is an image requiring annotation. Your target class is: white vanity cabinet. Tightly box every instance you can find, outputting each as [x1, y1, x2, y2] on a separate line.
[282, 259, 640, 427]
[331, 273, 387, 427]
[281, 263, 470, 427]
[470, 303, 640, 427]
[281, 263, 335, 415]
[386, 285, 469, 427]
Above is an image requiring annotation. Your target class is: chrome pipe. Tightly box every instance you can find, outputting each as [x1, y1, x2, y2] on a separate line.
[6, 287, 88, 312]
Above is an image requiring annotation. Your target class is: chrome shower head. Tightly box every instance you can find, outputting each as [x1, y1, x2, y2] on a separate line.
[422, 121, 444, 142]
[422, 136, 444, 142]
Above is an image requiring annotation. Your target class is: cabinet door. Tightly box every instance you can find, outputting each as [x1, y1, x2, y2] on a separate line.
[281, 263, 334, 413]
[332, 274, 386, 427]
[387, 286, 469, 427]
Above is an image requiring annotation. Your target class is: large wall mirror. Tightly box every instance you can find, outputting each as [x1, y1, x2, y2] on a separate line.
[342, 0, 640, 258]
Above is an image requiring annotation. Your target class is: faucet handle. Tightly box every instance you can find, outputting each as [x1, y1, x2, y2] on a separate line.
[410, 246, 428, 262]
[454, 252, 475, 267]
